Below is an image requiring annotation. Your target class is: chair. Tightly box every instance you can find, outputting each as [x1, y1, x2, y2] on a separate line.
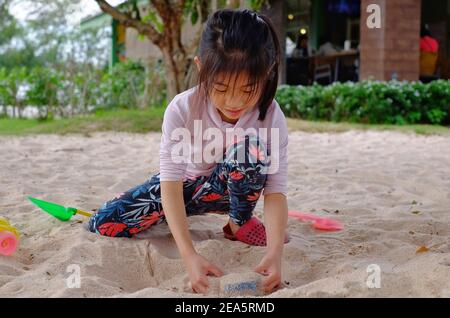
[313, 63, 333, 85]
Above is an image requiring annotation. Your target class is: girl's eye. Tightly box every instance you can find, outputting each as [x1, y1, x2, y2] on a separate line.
[243, 90, 253, 94]
[214, 88, 227, 93]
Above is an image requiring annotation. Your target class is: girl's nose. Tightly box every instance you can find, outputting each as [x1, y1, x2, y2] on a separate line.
[225, 92, 243, 107]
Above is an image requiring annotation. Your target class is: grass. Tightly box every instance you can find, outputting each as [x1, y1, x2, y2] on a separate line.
[0, 106, 166, 136]
[0, 107, 449, 136]
[286, 118, 450, 136]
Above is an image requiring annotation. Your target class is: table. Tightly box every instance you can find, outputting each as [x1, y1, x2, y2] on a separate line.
[310, 49, 359, 82]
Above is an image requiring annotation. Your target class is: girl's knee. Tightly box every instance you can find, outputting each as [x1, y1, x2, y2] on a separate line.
[87, 206, 131, 238]
[221, 137, 268, 190]
[88, 207, 164, 238]
[225, 135, 268, 167]
[88, 216, 132, 238]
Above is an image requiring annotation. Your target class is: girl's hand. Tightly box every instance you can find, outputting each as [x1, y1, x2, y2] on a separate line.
[184, 252, 224, 294]
[254, 252, 282, 294]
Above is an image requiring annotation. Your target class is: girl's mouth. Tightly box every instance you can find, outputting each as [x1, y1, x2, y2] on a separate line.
[226, 108, 244, 116]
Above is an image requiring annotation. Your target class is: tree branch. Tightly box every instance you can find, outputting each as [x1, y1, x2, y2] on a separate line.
[150, 0, 171, 27]
[95, 0, 162, 45]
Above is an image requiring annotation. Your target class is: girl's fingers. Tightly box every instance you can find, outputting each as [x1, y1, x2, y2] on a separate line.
[262, 275, 274, 288]
[262, 274, 281, 293]
[200, 276, 210, 289]
[254, 265, 269, 275]
[207, 264, 224, 277]
[193, 284, 207, 294]
[262, 273, 274, 286]
[254, 262, 264, 271]
[193, 279, 209, 294]
[265, 280, 280, 294]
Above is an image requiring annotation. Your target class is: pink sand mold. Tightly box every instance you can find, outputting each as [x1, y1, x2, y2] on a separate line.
[0, 231, 18, 256]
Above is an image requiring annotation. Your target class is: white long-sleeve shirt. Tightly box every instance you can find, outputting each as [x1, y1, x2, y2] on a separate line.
[159, 85, 288, 196]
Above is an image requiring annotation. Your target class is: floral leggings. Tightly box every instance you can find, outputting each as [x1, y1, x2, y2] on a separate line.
[88, 135, 269, 237]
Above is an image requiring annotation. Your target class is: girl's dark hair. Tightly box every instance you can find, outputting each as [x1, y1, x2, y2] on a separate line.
[196, 9, 281, 121]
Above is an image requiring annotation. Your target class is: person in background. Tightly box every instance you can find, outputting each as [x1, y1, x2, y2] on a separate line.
[420, 25, 439, 54]
[291, 34, 309, 58]
[317, 35, 339, 56]
[420, 25, 439, 78]
[286, 36, 296, 56]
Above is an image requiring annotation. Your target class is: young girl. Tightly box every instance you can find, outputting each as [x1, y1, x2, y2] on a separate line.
[88, 9, 289, 295]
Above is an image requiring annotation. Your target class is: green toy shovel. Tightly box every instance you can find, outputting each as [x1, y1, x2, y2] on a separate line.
[28, 196, 92, 221]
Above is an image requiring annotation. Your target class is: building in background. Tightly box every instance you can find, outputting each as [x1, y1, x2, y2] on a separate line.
[80, 0, 201, 70]
[81, 0, 450, 83]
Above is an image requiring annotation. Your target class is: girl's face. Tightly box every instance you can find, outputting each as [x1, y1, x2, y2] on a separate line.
[194, 57, 262, 124]
[210, 72, 262, 124]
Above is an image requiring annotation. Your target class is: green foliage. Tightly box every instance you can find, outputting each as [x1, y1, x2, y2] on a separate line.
[183, 0, 211, 26]
[26, 67, 61, 118]
[142, 10, 164, 33]
[0, 1, 39, 69]
[0, 0, 95, 70]
[101, 61, 146, 109]
[0, 60, 167, 119]
[276, 81, 450, 126]
[100, 60, 166, 109]
[0, 1, 20, 45]
[0, 68, 13, 107]
[0, 67, 27, 117]
[246, 0, 269, 11]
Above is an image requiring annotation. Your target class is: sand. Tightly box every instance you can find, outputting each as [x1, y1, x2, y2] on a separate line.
[0, 130, 449, 298]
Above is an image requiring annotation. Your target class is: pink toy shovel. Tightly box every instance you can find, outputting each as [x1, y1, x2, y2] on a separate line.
[288, 210, 343, 231]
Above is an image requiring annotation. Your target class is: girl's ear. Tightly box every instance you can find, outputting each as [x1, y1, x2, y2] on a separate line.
[194, 56, 202, 72]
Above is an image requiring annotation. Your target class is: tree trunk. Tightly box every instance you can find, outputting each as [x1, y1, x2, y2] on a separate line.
[142, 64, 150, 108]
[13, 97, 18, 118]
[17, 105, 22, 119]
[95, 0, 209, 102]
[161, 46, 190, 101]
